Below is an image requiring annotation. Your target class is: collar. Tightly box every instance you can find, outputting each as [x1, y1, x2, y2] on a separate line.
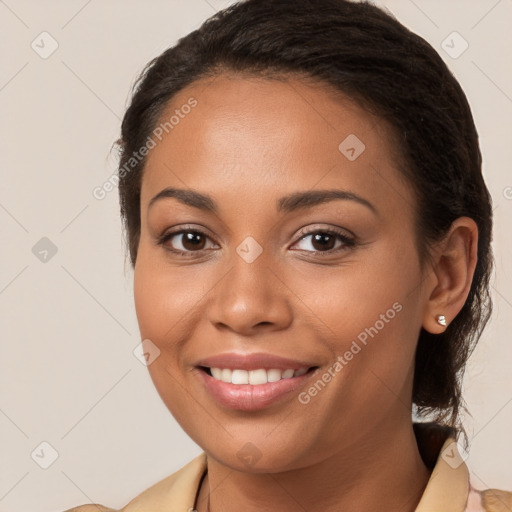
[123, 453, 207, 512]
[413, 422, 469, 511]
[123, 422, 469, 512]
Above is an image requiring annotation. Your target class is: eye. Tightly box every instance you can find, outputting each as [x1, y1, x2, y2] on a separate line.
[292, 227, 355, 255]
[157, 228, 217, 256]
[157, 226, 356, 257]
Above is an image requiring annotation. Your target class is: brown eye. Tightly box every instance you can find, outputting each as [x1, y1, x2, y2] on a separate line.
[292, 228, 356, 255]
[179, 231, 207, 251]
[158, 229, 215, 255]
[310, 232, 337, 251]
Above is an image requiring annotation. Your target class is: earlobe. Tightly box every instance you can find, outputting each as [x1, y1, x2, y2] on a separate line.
[422, 217, 478, 334]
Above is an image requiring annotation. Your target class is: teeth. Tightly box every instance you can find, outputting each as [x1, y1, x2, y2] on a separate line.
[209, 367, 309, 385]
[211, 368, 223, 380]
[221, 368, 232, 383]
[249, 369, 267, 385]
[267, 369, 282, 382]
[232, 369, 249, 384]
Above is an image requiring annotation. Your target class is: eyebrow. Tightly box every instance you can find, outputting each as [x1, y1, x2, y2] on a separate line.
[148, 187, 378, 215]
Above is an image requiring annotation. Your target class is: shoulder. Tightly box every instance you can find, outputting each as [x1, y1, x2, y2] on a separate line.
[60, 453, 207, 512]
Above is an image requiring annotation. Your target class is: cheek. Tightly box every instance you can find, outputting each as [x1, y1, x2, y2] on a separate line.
[295, 242, 419, 336]
[133, 251, 202, 422]
[288, 251, 422, 432]
[133, 260, 166, 341]
[133, 247, 206, 344]
[294, 240, 422, 393]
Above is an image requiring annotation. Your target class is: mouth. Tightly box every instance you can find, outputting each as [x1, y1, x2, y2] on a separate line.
[196, 363, 319, 411]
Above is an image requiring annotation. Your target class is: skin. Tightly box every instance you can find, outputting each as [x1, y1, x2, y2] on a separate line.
[133, 73, 478, 512]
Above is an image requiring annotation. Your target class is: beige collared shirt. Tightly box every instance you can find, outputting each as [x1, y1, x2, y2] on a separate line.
[65, 423, 512, 512]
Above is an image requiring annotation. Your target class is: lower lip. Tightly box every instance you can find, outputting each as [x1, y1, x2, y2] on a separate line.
[197, 368, 315, 411]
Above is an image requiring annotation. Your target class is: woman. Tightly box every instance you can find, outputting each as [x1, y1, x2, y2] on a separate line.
[66, 0, 511, 510]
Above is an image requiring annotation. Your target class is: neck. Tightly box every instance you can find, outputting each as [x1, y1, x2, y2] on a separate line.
[196, 418, 431, 512]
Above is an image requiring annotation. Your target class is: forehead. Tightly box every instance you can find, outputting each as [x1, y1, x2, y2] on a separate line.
[140, 73, 413, 217]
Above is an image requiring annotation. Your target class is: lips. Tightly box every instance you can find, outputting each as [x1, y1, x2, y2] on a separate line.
[194, 352, 319, 411]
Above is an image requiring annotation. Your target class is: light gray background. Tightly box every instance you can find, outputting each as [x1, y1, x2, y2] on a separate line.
[0, 1, 511, 511]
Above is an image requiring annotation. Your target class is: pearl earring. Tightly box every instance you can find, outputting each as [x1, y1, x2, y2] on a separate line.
[436, 315, 447, 326]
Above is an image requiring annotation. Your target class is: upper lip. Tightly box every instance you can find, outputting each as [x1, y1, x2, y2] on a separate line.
[195, 352, 317, 371]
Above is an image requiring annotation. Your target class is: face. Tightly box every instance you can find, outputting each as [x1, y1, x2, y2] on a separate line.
[134, 73, 430, 472]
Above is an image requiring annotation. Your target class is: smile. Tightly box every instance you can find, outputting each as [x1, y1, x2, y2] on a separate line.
[193, 352, 319, 410]
[196, 366, 318, 410]
[206, 367, 309, 385]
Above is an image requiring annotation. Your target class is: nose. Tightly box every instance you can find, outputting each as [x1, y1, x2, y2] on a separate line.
[206, 248, 293, 336]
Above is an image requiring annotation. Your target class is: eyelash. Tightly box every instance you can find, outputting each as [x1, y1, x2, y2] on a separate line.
[156, 226, 356, 258]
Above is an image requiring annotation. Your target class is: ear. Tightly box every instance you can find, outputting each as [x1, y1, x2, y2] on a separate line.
[422, 217, 478, 334]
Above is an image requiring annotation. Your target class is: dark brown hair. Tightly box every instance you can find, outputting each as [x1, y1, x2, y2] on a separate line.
[116, 0, 493, 445]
